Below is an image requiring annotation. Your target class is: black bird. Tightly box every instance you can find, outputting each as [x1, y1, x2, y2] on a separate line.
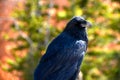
[34, 16, 92, 80]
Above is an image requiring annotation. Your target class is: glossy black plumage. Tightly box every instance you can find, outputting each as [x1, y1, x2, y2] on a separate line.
[34, 16, 91, 80]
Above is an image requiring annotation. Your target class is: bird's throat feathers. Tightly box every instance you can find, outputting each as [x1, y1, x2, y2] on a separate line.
[64, 26, 88, 43]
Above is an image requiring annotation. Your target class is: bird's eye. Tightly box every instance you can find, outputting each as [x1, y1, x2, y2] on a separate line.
[81, 20, 87, 24]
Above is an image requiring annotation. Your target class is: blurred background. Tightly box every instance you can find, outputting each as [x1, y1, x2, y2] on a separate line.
[0, 0, 120, 80]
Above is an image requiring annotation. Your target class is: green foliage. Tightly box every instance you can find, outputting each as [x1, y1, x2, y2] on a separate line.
[10, 0, 120, 80]
[11, 0, 61, 80]
[82, 51, 120, 80]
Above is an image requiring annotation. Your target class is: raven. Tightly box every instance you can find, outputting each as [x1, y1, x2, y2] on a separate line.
[34, 16, 92, 80]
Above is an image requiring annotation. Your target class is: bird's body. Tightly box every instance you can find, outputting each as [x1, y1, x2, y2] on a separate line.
[34, 16, 92, 80]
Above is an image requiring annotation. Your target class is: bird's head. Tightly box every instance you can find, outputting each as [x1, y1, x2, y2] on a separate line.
[65, 16, 92, 30]
[73, 16, 92, 28]
[64, 16, 92, 41]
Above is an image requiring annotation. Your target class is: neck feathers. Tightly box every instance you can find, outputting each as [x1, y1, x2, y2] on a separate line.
[64, 26, 88, 43]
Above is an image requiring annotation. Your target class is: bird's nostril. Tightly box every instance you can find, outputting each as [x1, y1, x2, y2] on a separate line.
[86, 22, 92, 27]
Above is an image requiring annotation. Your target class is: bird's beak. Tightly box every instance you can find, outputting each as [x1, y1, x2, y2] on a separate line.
[86, 21, 92, 27]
